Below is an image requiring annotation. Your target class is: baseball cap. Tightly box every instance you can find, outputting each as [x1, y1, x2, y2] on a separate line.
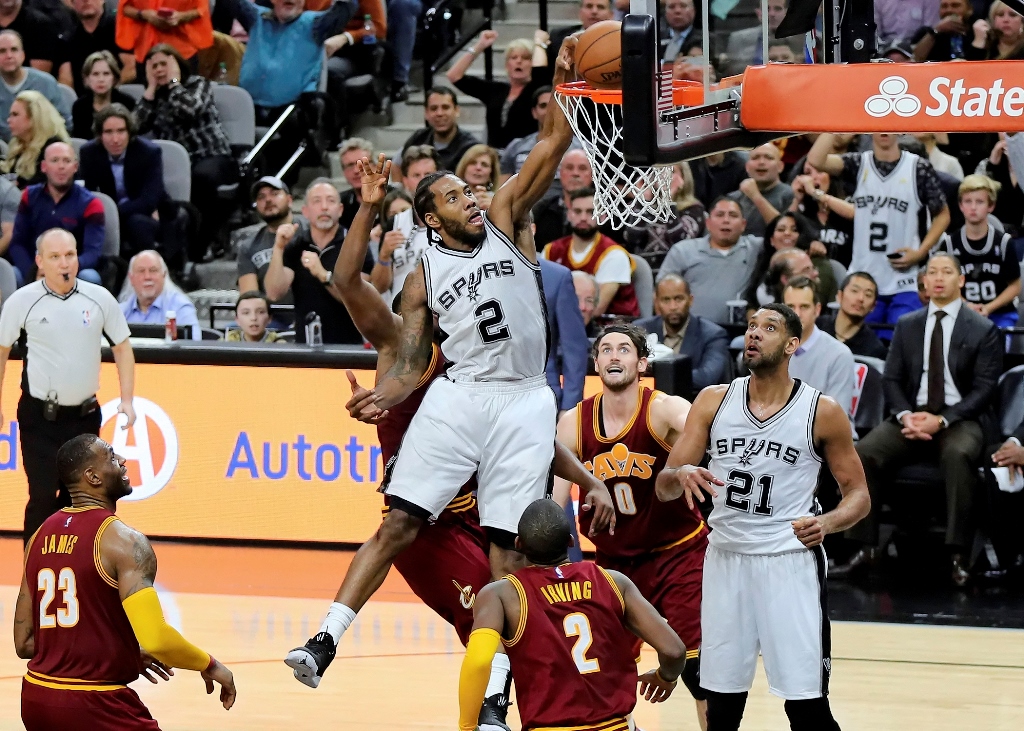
[251, 176, 289, 200]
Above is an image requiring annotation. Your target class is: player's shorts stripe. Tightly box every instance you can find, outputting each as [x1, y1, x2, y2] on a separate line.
[597, 567, 625, 614]
[812, 544, 831, 697]
[651, 521, 706, 552]
[502, 575, 529, 647]
[531, 717, 631, 731]
[24, 673, 126, 692]
[93, 516, 120, 588]
[685, 648, 700, 659]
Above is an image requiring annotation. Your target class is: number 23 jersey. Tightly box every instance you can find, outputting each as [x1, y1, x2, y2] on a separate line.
[421, 214, 548, 382]
[707, 378, 824, 555]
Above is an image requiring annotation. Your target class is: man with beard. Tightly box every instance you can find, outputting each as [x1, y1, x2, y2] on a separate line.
[655, 303, 870, 731]
[236, 176, 304, 302]
[543, 187, 640, 319]
[553, 322, 711, 730]
[264, 178, 372, 344]
[17, 435, 236, 729]
[816, 272, 888, 360]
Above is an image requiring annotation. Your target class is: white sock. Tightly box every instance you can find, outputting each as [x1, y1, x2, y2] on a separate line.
[318, 602, 357, 645]
[485, 653, 511, 698]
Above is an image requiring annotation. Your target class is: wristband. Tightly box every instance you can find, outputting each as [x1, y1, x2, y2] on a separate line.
[377, 258, 392, 267]
[205, 655, 217, 672]
[656, 668, 678, 685]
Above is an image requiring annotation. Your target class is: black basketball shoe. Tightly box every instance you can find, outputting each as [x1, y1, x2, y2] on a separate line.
[478, 691, 512, 731]
[284, 632, 337, 688]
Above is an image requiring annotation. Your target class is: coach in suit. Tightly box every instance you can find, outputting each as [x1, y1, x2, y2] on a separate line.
[838, 253, 1002, 586]
[635, 273, 730, 392]
[78, 104, 167, 259]
[540, 258, 589, 416]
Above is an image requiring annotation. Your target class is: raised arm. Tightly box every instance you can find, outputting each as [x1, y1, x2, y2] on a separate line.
[806, 134, 846, 178]
[655, 386, 727, 506]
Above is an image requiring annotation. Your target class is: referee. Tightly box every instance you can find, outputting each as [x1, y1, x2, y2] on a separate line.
[0, 229, 136, 542]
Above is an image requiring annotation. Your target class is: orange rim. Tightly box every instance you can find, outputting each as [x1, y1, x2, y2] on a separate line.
[555, 79, 719, 107]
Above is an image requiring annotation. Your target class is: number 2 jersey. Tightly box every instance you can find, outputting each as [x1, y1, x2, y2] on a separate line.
[708, 378, 824, 555]
[421, 214, 548, 382]
[577, 387, 706, 558]
[24, 506, 142, 689]
[503, 562, 639, 731]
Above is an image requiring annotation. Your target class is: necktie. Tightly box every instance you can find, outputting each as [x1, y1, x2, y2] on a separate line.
[926, 311, 947, 413]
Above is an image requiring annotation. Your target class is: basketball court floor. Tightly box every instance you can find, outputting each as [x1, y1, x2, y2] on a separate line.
[1, 537, 1023, 730]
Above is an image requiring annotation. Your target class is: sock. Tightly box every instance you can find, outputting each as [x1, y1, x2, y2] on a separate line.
[484, 653, 511, 698]
[318, 602, 357, 645]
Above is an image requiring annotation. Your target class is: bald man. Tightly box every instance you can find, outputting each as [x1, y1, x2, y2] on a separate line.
[729, 143, 794, 237]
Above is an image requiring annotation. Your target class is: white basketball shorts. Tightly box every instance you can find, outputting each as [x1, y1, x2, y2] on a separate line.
[384, 375, 556, 533]
[699, 544, 831, 700]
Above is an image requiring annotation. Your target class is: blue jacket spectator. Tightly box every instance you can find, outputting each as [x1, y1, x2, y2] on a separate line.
[540, 258, 589, 413]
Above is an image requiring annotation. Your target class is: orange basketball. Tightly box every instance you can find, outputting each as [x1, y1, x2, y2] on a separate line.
[575, 20, 622, 89]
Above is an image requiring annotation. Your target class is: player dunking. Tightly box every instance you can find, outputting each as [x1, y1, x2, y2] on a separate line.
[553, 322, 710, 730]
[459, 498, 687, 731]
[286, 152, 614, 705]
[656, 304, 870, 731]
[16, 435, 235, 730]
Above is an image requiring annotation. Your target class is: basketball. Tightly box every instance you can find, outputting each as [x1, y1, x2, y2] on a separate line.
[575, 20, 622, 89]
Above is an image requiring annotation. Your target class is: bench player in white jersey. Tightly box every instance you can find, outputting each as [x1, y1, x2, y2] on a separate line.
[808, 133, 949, 328]
[282, 37, 615, 690]
[656, 303, 870, 731]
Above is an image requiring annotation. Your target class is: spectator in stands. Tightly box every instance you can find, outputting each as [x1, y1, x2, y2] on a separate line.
[572, 269, 598, 330]
[8, 141, 104, 286]
[965, 0, 1023, 60]
[264, 178, 372, 344]
[236, 177, 301, 324]
[0, 175, 18, 256]
[71, 51, 137, 140]
[913, 132, 965, 180]
[690, 151, 747, 209]
[401, 87, 480, 172]
[745, 212, 831, 307]
[134, 43, 236, 261]
[225, 290, 284, 342]
[789, 162, 855, 267]
[942, 175, 1021, 328]
[660, 0, 697, 62]
[2, 90, 71, 189]
[635, 274, 729, 391]
[80, 104, 168, 260]
[730, 143, 793, 237]
[912, 0, 977, 62]
[337, 137, 373, 231]
[767, 39, 797, 63]
[501, 87, 583, 185]
[543, 187, 640, 319]
[116, 0, 213, 71]
[838, 253, 1002, 586]
[398, 144, 438, 194]
[976, 132, 1024, 230]
[763, 247, 821, 307]
[818, 272, 888, 360]
[659, 197, 762, 326]
[544, 0, 613, 71]
[0, 32, 72, 143]
[539, 258, 588, 417]
[386, 0, 421, 101]
[533, 148, 593, 248]
[58, 0, 136, 94]
[636, 161, 706, 273]
[875, 0, 940, 45]
[455, 144, 500, 211]
[120, 249, 201, 337]
[196, 30, 244, 84]
[323, 0, 386, 138]
[0, 0, 60, 73]
[783, 276, 855, 416]
[370, 187, 417, 302]
[722, 0, 790, 75]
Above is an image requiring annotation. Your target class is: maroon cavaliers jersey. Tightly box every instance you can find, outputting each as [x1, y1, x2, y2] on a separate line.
[578, 387, 706, 558]
[24, 507, 142, 689]
[504, 562, 638, 731]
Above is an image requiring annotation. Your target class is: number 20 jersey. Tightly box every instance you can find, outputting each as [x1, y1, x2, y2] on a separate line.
[707, 378, 824, 555]
[421, 214, 548, 382]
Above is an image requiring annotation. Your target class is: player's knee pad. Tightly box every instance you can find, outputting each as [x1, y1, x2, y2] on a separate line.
[681, 653, 707, 701]
[783, 698, 840, 731]
[705, 691, 747, 731]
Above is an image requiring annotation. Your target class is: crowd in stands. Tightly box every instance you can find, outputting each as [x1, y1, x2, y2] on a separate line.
[0, 0, 1020, 583]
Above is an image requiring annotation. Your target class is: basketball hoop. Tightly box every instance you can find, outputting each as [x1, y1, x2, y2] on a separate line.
[555, 81, 706, 229]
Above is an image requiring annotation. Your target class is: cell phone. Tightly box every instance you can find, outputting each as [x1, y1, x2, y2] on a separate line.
[886, 252, 903, 260]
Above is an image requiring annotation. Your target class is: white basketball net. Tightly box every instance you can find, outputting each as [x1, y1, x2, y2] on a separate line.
[555, 91, 674, 229]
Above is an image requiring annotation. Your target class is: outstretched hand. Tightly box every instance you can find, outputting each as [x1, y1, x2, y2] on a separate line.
[637, 669, 678, 703]
[345, 370, 389, 424]
[359, 154, 392, 206]
[557, 34, 580, 74]
[657, 465, 722, 509]
[579, 480, 616, 536]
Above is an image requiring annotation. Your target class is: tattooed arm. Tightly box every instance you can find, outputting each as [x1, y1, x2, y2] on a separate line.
[14, 543, 34, 658]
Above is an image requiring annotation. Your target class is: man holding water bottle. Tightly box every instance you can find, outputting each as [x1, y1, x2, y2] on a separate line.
[263, 178, 373, 344]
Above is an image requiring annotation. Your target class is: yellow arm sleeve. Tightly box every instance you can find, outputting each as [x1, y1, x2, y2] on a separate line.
[458, 628, 502, 731]
[122, 587, 212, 672]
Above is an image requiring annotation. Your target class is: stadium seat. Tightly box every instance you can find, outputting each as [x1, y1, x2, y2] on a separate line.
[997, 365, 1024, 438]
[0, 257, 17, 308]
[630, 254, 654, 318]
[119, 84, 145, 103]
[200, 327, 224, 340]
[152, 140, 192, 202]
[94, 191, 120, 259]
[58, 83, 77, 110]
[70, 137, 87, 155]
[852, 357, 885, 438]
[211, 84, 256, 207]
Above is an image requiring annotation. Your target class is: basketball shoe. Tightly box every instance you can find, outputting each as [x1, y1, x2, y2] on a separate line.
[478, 691, 512, 731]
[285, 632, 337, 688]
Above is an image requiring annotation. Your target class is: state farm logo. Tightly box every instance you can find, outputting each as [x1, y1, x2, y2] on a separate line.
[100, 397, 179, 501]
[865, 76, 921, 118]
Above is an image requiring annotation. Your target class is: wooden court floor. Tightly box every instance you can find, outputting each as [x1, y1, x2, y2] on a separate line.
[2, 539, 1023, 730]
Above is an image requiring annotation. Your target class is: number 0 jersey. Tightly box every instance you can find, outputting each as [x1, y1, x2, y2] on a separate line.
[421, 214, 548, 382]
[503, 562, 639, 731]
[707, 378, 824, 555]
[24, 507, 142, 688]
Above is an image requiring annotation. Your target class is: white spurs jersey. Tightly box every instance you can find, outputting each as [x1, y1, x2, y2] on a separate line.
[707, 378, 824, 555]
[850, 150, 923, 296]
[387, 208, 431, 308]
[421, 214, 548, 382]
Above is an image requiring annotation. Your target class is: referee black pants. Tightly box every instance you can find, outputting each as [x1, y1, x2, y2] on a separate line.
[19, 396, 102, 543]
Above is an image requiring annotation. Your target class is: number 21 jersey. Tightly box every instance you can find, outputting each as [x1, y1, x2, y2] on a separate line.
[421, 214, 548, 382]
[707, 378, 824, 555]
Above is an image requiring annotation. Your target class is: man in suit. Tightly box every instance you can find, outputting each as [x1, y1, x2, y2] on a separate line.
[836, 253, 1002, 586]
[722, 0, 793, 76]
[635, 273, 729, 393]
[78, 104, 169, 261]
[540, 258, 590, 418]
